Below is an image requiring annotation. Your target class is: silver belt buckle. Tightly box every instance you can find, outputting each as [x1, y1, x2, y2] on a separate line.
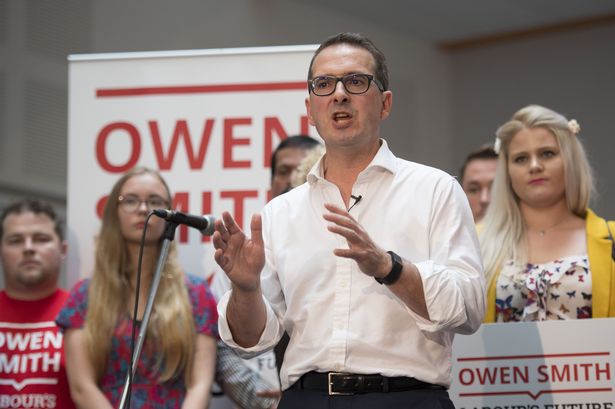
[328, 372, 353, 396]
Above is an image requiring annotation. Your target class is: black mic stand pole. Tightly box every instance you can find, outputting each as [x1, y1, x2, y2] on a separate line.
[118, 220, 178, 409]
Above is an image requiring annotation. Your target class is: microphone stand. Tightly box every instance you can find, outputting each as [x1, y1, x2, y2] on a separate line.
[118, 220, 178, 409]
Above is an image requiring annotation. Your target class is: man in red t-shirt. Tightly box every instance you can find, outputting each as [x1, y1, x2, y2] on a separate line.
[0, 199, 75, 409]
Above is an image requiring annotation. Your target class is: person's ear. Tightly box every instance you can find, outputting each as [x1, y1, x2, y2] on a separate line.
[305, 96, 316, 126]
[380, 90, 393, 120]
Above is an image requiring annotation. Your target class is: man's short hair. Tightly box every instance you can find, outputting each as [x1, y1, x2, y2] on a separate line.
[271, 135, 321, 178]
[308, 32, 390, 92]
[459, 145, 498, 184]
[0, 199, 64, 241]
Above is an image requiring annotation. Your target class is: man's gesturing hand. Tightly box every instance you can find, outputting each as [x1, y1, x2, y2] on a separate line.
[213, 211, 265, 292]
[323, 203, 392, 279]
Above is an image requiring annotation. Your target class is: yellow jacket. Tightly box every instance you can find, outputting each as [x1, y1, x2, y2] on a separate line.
[484, 209, 615, 323]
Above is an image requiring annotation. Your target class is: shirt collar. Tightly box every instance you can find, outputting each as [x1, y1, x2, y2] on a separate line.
[307, 138, 397, 185]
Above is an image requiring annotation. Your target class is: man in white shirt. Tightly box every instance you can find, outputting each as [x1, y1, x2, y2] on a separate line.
[214, 32, 485, 408]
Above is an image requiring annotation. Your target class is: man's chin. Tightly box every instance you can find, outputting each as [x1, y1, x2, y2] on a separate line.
[16, 272, 48, 287]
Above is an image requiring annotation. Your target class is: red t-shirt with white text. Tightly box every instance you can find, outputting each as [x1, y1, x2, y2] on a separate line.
[0, 289, 75, 409]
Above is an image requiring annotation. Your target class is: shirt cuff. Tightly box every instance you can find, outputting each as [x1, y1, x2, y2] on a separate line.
[217, 289, 281, 358]
[410, 260, 468, 332]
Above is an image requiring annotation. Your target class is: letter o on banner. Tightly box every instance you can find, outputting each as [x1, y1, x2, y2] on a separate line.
[458, 368, 475, 386]
[96, 122, 141, 173]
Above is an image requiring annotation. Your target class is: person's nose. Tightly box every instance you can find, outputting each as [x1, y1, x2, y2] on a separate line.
[23, 237, 34, 253]
[480, 187, 490, 205]
[137, 201, 149, 214]
[529, 155, 543, 173]
[332, 80, 349, 102]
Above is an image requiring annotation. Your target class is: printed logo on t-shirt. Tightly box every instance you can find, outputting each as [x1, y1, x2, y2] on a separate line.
[0, 321, 63, 408]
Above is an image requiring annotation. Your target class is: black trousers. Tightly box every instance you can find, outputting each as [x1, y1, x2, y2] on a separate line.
[278, 385, 456, 409]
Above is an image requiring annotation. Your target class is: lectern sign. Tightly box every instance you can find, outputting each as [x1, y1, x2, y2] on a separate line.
[451, 319, 615, 408]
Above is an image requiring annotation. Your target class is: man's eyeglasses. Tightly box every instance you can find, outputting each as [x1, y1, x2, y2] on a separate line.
[308, 73, 384, 96]
[118, 195, 169, 213]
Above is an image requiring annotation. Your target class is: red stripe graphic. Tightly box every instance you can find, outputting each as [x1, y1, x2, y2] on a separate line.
[97, 81, 307, 97]
[460, 387, 613, 400]
[458, 351, 610, 362]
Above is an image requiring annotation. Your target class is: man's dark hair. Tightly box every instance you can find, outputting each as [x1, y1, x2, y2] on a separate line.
[271, 135, 321, 178]
[308, 32, 389, 92]
[0, 198, 64, 241]
[459, 145, 498, 184]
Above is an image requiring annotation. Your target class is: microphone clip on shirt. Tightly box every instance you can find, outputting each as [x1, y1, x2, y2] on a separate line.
[348, 194, 363, 211]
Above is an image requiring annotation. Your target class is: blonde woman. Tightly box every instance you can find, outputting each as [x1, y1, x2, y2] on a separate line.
[57, 168, 217, 408]
[481, 104, 615, 322]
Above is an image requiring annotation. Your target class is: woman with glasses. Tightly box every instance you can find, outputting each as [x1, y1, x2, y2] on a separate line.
[57, 167, 218, 408]
[480, 105, 615, 323]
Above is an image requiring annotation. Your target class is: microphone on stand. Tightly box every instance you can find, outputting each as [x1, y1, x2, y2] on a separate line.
[152, 209, 215, 236]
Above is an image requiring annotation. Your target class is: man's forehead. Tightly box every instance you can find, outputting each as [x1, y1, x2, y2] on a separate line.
[467, 158, 497, 170]
[2, 212, 57, 236]
[464, 159, 497, 180]
[312, 44, 375, 74]
[276, 147, 309, 165]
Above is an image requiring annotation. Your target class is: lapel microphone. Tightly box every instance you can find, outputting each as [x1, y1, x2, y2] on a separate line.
[349, 195, 363, 211]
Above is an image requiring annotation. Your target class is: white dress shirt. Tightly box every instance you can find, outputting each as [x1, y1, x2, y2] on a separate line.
[218, 140, 486, 389]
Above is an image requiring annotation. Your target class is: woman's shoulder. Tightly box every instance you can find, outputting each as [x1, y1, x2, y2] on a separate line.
[67, 278, 91, 298]
[183, 273, 215, 301]
[182, 274, 218, 327]
[56, 278, 91, 329]
[585, 208, 614, 236]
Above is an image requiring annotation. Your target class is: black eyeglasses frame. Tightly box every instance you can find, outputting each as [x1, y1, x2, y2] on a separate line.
[308, 73, 385, 96]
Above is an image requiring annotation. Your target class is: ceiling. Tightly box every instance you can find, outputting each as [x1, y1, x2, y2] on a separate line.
[291, 0, 615, 46]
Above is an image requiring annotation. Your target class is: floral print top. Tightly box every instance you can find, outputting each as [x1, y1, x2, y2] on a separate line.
[56, 274, 218, 408]
[495, 254, 592, 322]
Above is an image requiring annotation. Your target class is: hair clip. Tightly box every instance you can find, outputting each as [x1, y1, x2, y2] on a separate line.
[568, 119, 581, 135]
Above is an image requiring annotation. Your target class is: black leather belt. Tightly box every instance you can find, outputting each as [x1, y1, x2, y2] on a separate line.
[296, 371, 446, 395]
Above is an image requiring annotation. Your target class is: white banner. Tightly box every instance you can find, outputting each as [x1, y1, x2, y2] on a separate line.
[451, 318, 615, 409]
[67, 45, 317, 282]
